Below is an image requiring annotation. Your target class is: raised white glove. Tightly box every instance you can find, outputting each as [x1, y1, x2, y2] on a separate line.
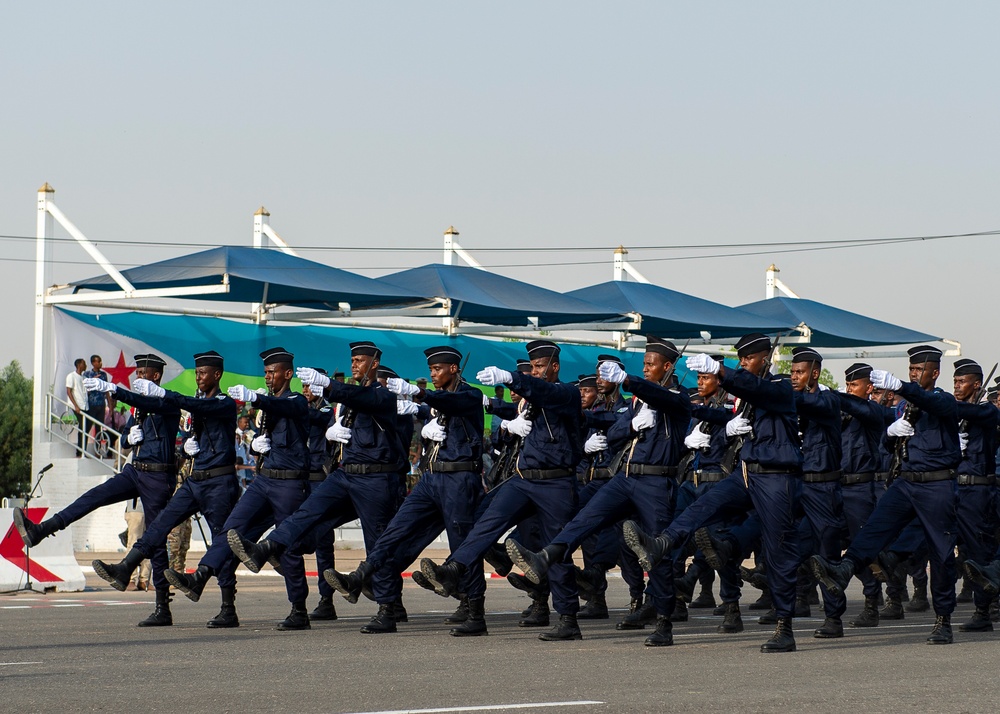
[251, 435, 271, 453]
[584, 433, 608, 454]
[598, 361, 627, 384]
[886, 417, 915, 438]
[83, 377, 115, 393]
[631, 404, 656, 432]
[127, 425, 144, 445]
[684, 428, 712, 450]
[505, 412, 533, 438]
[296, 367, 331, 389]
[959, 432, 969, 451]
[227, 385, 258, 403]
[870, 369, 902, 392]
[476, 366, 513, 386]
[326, 417, 352, 444]
[421, 421, 447, 442]
[183, 437, 200, 456]
[132, 378, 166, 398]
[397, 400, 420, 416]
[686, 353, 720, 375]
[387, 377, 420, 396]
[818, 384, 830, 391]
[725, 416, 752, 438]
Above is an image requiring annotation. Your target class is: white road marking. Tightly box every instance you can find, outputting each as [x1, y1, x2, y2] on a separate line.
[1, 606, 32, 610]
[0, 662, 42, 667]
[341, 701, 603, 714]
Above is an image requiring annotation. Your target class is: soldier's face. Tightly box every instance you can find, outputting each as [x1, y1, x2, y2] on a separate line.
[579, 386, 597, 409]
[953, 374, 981, 401]
[352, 355, 376, 381]
[596, 370, 617, 395]
[909, 362, 938, 389]
[429, 363, 457, 390]
[530, 357, 558, 382]
[643, 353, 668, 382]
[696, 372, 719, 399]
[195, 366, 221, 393]
[134, 366, 161, 384]
[264, 363, 291, 394]
[739, 351, 768, 376]
[789, 362, 818, 392]
[845, 378, 873, 399]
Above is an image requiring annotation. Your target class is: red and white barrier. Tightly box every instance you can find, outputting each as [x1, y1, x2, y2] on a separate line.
[0, 506, 86, 592]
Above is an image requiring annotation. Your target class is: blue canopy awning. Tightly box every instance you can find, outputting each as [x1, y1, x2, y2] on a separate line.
[69, 246, 426, 310]
[737, 296, 939, 348]
[379, 263, 628, 327]
[565, 281, 793, 339]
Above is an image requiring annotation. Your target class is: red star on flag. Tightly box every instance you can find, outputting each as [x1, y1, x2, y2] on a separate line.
[105, 350, 136, 387]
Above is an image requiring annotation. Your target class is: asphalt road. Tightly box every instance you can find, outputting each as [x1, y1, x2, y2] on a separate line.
[1, 559, 995, 714]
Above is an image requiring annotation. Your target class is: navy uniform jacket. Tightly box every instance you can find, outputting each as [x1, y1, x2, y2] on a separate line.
[720, 369, 802, 471]
[306, 400, 334, 472]
[580, 395, 629, 476]
[418, 381, 485, 465]
[892, 383, 961, 472]
[690, 403, 734, 472]
[164, 390, 238, 471]
[254, 389, 310, 472]
[836, 392, 884, 474]
[955, 400, 999, 477]
[607, 375, 691, 469]
[794, 389, 843, 474]
[325, 381, 403, 467]
[114, 386, 181, 467]
[506, 373, 584, 471]
[877, 401, 906, 472]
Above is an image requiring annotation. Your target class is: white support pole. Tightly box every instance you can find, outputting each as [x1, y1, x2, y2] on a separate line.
[443, 226, 457, 266]
[253, 206, 269, 249]
[45, 201, 135, 293]
[32, 184, 55, 461]
[613, 246, 627, 281]
[766, 264, 800, 299]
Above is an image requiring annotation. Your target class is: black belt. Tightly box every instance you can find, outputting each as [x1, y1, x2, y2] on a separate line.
[957, 474, 996, 486]
[841, 472, 875, 485]
[590, 467, 615, 481]
[133, 462, 174, 474]
[308, 471, 326, 482]
[626, 464, 678, 477]
[802, 470, 843, 483]
[429, 460, 482, 474]
[744, 463, 797, 475]
[259, 467, 309, 480]
[519, 468, 574, 480]
[690, 470, 726, 484]
[874, 472, 889, 482]
[189, 466, 235, 482]
[342, 463, 405, 475]
[899, 470, 955, 483]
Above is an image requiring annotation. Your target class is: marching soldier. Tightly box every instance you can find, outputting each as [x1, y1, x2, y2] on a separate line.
[303, 370, 339, 622]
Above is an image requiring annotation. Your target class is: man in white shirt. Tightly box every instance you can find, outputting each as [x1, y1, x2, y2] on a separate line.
[65, 358, 87, 457]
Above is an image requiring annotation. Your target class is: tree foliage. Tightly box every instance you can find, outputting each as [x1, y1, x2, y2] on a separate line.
[0, 360, 33, 498]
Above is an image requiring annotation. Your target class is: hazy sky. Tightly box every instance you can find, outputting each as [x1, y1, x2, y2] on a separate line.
[3, 3, 999, 382]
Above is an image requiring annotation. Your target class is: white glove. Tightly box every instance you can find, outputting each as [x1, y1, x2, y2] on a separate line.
[959, 432, 969, 451]
[227, 385, 258, 403]
[183, 437, 200, 456]
[686, 353, 720, 375]
[476, 366, 513, 386]
[326, 417, 352, 444]
[127, 425, 144, 445]
[387, 377, 420, 397]
[818, 384, 830, 391]
[132, 378, 166, 398]
[397, 400, 420, 416]
[725, 416, 753, 437]
[505, 412, 533, 438]
[584, 433, 608, 454]
[598, 361, 627, 384]
[251, 435, 271, 453]
[870, 369, 902, 392]
[483, 394, 491, 407]
[684, 428, 712, 450]
[886, 417, 915, 438]
[83, 377, 115, 393]
[631, 404, 656, 432]
[296, 367, 331, 389]
[421, 421, 447, 442]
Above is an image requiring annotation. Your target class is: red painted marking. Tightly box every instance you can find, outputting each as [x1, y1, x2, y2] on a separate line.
[0, 508, 64, 581]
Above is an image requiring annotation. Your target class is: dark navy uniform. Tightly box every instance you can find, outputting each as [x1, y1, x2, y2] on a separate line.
[307, 396, 337, 602]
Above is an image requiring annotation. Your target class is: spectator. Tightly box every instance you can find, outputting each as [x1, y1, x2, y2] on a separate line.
[235, 413, 257, 489]
[124, 498, 151, 590]
[83, 354, 111, 447]
[65, 358, 87, 457]
[105, 397, 129, 463]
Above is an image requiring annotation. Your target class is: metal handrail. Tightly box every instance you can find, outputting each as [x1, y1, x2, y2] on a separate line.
[46, 391, 127, 473]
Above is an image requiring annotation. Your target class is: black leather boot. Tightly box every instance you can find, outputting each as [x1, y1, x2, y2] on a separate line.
[539, 613, 582, 641]
[519, 598, 550, 627]
[673, 565, 700, 603]
[164, 564, 213, 602]
[92, 548, 145, 592]
[717, 602, 744, 633]
[12, 508, 62, 548]
[794, 597, 811, 618]
[749, 587, 773, 611]
[671, 597, 689, 622]
[393, 600, 408, 623]
[758, 608, 778, 625]
[739, 564, 769, 591]
[964, 560, 1000, 598]
[990, 598, 1000, 623]
[419, 558, 466, 598]
[622, 520, 672, 572]
[450, 596, 488, 637]
[906, 580, 930, 612]
[849, 596, 880, 627]
[577, 592, 609, 619]
[880, 596, 905, 620]
[814, 616, 844, 638]
[574, 565, 606, 602]
[360, 603, 397, 634]
[691, 570, 717, 609]
[617, 596, 655, 630]
[278, 601, 311, 631]
[227, 531, 283, 573]
[644, 616, 673, 647]
[137, 588, 173, 627]
[869, 550, 901, 583]
[207, 586, 239, 628]
[760, 617, 796, 653]
[484, 543, 514, 577]
[695, 528, 735, 570]
[926, 614, 953, 644]
[808, 555, 855, 598]
[444, 596, 470, 624]
[956, 577, 975, 603]
[506, 540, 565, 585]
[959, 606, 994, 632]
[309, 596, 338, 621]
[324, 561, 372, 604]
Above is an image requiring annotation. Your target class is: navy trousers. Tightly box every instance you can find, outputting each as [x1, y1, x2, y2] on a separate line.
[841, 481, 881, 598]
[956, 484, 998, 608]
[576, 478, 618, 596]
[799, 481, 847, 619]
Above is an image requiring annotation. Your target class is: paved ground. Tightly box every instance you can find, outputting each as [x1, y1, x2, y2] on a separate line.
[0, 551, 993, 714]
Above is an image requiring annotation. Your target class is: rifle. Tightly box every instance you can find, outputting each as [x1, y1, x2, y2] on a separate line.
[720, 334, 781, 475]
[888, 357, 932, 486]
[254, 386, 273, 474]
[958, 361, 998, 458]
[422, 352, 471, 470]
[335, 357, 378, 465]
[676, 383, 730, 480]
